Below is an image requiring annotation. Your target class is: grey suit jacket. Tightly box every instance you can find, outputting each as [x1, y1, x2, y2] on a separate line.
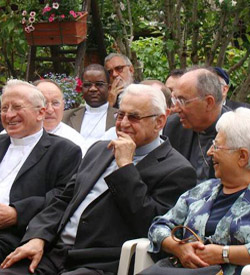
[23, 138, 197, 273]
[0, 130, 82, 260]
[62, 105, 117, 133]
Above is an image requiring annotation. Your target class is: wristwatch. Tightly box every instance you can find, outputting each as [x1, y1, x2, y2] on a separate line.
[222, 245, 230, 263]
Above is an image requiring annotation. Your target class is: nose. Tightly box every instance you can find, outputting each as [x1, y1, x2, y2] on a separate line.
[46, 103, 54, 114]
[89, 83, 98, 91]
[207, 144, 213, 156]
[4, 108, 17, 118]
[120, 114, 131, 128]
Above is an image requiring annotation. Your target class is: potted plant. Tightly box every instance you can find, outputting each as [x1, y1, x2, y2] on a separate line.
[20, 0, 88, 46]
[43, 72, 84, 110]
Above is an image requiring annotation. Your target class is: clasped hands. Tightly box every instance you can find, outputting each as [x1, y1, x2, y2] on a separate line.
[174, 241, 222, 269]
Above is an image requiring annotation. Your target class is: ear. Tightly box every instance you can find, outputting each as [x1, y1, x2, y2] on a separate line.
[238, 148, 249, 168]
[154, 114, 167, 132]
[205, 95, 216, 112]
[37, 107, 46, 122]
[222, 85, 229, 99]
[129, 65, 134, 74]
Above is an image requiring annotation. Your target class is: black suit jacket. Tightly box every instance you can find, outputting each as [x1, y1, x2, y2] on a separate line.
[23, 138, 197, 273]
[163, 106, 230, 179]
[0, 130, 82, 259]
[225, 99, 250, 110]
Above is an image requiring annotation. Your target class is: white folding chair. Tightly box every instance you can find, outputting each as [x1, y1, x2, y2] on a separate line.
[118, 238, 250, 275]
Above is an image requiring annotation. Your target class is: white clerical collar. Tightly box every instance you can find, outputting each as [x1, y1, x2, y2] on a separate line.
[10, 128, 43, 146]
[85, 102, 109, 113]
[48, 122, 62, 134]
[135, 136, 162, 156]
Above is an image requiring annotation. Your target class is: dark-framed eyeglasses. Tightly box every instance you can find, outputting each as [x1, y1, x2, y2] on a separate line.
[82, 81, 108, 89]
[107, 65, 130, 76]
[210, 140, 238, 151]
[171, 95, 201, 106]
[115, 111, 159, 123]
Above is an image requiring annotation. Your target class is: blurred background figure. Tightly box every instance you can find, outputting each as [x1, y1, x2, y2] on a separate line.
[165, 69, 186, 92]
[34, 79, 87, 156]
[213, 67, 250, 110]
[104, 53, 134, 107]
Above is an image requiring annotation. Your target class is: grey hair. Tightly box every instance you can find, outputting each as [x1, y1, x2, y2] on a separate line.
[2, 79, 46, 107]
[119, 84, 166, 115]
[196, 70, 223, 104]
[186, 67, 223, 104]
[104, 53, 132, 66]
[33, 78, 64, 99]
[216, 107, 250, 169]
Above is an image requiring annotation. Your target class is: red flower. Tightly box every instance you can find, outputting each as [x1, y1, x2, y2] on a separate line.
[75, 78, 83, 93]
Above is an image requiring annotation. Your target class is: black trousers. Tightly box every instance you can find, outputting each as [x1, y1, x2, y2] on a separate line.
[0, 242, 113, 275]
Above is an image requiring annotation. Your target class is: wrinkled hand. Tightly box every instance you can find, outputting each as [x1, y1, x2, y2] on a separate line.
[175, 242, 209, 269]
[108, 77, 125, 106]
[107, 131, 136, 167]
[0, 204, 17, 229]
[1, 238, 45, 273]
[196, 244, 223, 265]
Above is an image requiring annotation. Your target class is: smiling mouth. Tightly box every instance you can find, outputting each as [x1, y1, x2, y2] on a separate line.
[8, 122, 20, 125]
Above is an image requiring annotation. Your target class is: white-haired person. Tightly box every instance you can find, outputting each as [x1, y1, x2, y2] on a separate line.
[140, 107, 250, 275]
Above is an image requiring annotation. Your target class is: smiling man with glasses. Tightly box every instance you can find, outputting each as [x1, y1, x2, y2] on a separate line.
[163, 67, 231, 183]
[0, 79, 82, 262]
[104, 53, 135, 107]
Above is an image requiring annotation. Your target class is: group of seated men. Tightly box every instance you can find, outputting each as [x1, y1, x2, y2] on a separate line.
[0, 52, 249, 274]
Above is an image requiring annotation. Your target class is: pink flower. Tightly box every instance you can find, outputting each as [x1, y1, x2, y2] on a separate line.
[25, 26, 30, 33]
[69, 10, 77, 18]
[49, 16, 55, 22]
[30, 11, 36, 17]
[22, 10, 27, 16]
[60, 14, 65, 19]
[42, 6, 52, 14]
[29, 25, 35, 32]
[22, 18, 26, 24]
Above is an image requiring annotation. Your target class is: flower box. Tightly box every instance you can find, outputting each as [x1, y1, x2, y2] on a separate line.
[24, 12, 87, 46]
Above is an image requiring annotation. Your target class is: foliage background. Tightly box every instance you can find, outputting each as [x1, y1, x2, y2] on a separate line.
[0, 0, 249, 101]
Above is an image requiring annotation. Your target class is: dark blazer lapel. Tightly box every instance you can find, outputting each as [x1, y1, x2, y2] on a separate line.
[0, 135, 10, 162]
[14, 130, 51, 182]
[59, 144, 114, 228]
[70, 107, 86, 132]
[136, 139, 171, 171]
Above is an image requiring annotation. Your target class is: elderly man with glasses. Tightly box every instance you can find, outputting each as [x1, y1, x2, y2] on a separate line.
[0, 79, 82, 262]
[63, 64, 117, 149]
[104, 53, 135, 108]
[163, 67, 231, 183]
[0, 84, 196, 275]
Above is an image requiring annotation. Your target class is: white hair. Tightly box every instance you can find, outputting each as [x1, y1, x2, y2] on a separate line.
[2, 79, 46, 107]
[216, 107, 250, 168]
[119, 83, 167, 115]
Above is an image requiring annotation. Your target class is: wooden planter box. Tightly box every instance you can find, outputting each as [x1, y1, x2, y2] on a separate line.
[24, 12, 88, 46]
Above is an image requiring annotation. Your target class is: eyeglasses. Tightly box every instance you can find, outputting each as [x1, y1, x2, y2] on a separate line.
[82, 81, 108, 89]
[171, 95, 201, 106]
[0, 105, 40, 113]
[210, 140, 238, 151]
[107, 65, 130, 76]
[46, 100, 61, 108]
[115, 111, 159, 123]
